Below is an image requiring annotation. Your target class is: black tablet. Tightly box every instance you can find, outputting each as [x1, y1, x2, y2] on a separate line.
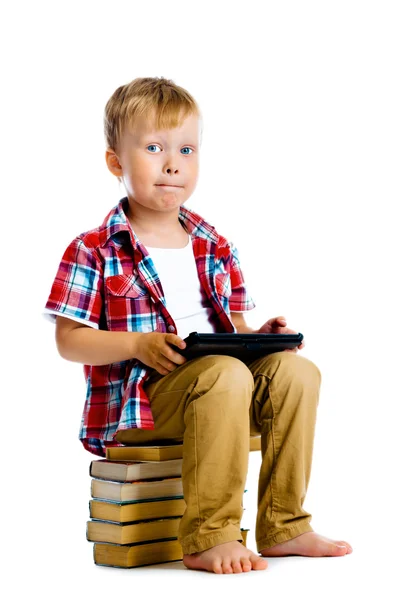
[177, 332, 304, 361]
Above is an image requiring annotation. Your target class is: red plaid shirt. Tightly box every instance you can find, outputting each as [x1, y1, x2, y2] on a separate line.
[45, 198, 255, 456]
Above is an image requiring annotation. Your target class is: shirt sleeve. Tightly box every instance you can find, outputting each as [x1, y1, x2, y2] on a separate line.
[228, 243, 256, 312]
[44, 237, 104, 328]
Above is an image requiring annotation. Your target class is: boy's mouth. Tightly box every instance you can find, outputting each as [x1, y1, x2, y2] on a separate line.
[156, 184, 183, 188]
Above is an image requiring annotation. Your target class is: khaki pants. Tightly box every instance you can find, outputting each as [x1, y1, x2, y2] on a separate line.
[115, 352, 321, 555]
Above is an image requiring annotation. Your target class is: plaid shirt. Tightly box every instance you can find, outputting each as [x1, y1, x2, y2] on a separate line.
[45, 198, 255, 456]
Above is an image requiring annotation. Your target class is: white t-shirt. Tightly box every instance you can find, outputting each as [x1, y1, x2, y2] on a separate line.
[146, 237, 216, 339]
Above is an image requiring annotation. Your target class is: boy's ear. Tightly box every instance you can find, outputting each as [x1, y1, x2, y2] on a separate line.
[105, 148, 123, 177]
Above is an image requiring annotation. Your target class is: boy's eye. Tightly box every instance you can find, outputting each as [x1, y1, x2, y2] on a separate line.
[147, 145, 161, 153]
[146, 145, 193, 155]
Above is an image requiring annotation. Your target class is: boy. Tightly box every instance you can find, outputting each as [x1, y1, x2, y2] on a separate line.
[45, 77, 352, 574]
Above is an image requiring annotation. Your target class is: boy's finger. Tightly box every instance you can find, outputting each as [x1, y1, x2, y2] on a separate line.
[162, 347, 187, 366]
[274, 316, 286, 324]
[167, 333, 186, 348]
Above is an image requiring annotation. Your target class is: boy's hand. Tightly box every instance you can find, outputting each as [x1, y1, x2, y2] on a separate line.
[257, 316, 305, 352]
[136, 332, 187, 375]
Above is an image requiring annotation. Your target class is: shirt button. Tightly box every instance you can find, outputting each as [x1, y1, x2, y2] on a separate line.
[168, 325, 175, 332]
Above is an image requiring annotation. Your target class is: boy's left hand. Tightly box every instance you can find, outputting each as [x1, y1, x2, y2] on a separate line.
[257, 316, 305, 352]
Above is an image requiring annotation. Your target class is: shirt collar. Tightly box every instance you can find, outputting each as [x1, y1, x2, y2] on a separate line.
[99, 197, 219, 248]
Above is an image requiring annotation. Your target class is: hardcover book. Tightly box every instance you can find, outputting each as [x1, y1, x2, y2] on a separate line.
[106, 436, 261, 461]
[91, 477, 183, 503]
[87, 516, 181, 545]
[90, 458, 182, 482]
[89, 497, 186, 523]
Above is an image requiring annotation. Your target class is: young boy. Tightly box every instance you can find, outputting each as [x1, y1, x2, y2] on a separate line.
[45, 76, 352, 574]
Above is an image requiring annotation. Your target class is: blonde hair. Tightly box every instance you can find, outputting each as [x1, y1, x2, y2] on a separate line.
[104, 76, 202, 152]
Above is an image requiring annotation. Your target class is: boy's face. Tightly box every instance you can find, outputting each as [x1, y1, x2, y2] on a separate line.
[107, 111, 201, 214]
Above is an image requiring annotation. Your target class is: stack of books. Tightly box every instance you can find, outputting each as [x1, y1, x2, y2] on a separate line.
[87, 437, 261, 568]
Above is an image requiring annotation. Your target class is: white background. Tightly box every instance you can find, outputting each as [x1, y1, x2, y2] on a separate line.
[2, 1, 399, 598]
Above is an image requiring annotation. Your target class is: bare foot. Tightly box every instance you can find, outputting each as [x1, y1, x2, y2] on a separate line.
[183, 540, 268, 574]
[260, 532, 353, 557]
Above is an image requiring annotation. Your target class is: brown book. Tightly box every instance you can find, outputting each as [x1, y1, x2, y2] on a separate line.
[91, 477, 183, 502]
[92, 529, 249, 568]
[93, 538, 183, 568]
[87, 516, 181, 545]
[250, 436, 261, 452]
[106, 436, 261, 461]
[90, 458, 182, 482]
[90, 497, 186, 523]
[106, 444, 183, 462]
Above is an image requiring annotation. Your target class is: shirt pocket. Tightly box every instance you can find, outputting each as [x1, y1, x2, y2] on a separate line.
[105, 274, 148, 297]
[104, 274, 150, 331]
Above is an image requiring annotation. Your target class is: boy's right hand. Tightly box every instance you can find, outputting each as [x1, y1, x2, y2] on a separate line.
[135, 332, 187, 375]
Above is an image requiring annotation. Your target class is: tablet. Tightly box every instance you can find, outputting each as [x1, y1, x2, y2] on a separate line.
[177, 332, 304, 361]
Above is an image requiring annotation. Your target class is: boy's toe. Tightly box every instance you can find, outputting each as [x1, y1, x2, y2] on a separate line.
[222, 558, 233, 574]
[241, 558, 252, 572]
[333, 543, 350, 556]
[251, 553, 268, 570]
[340, 541, 353, 553]
[232, 560, 243, 573]
[212, 559, 223, 574]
